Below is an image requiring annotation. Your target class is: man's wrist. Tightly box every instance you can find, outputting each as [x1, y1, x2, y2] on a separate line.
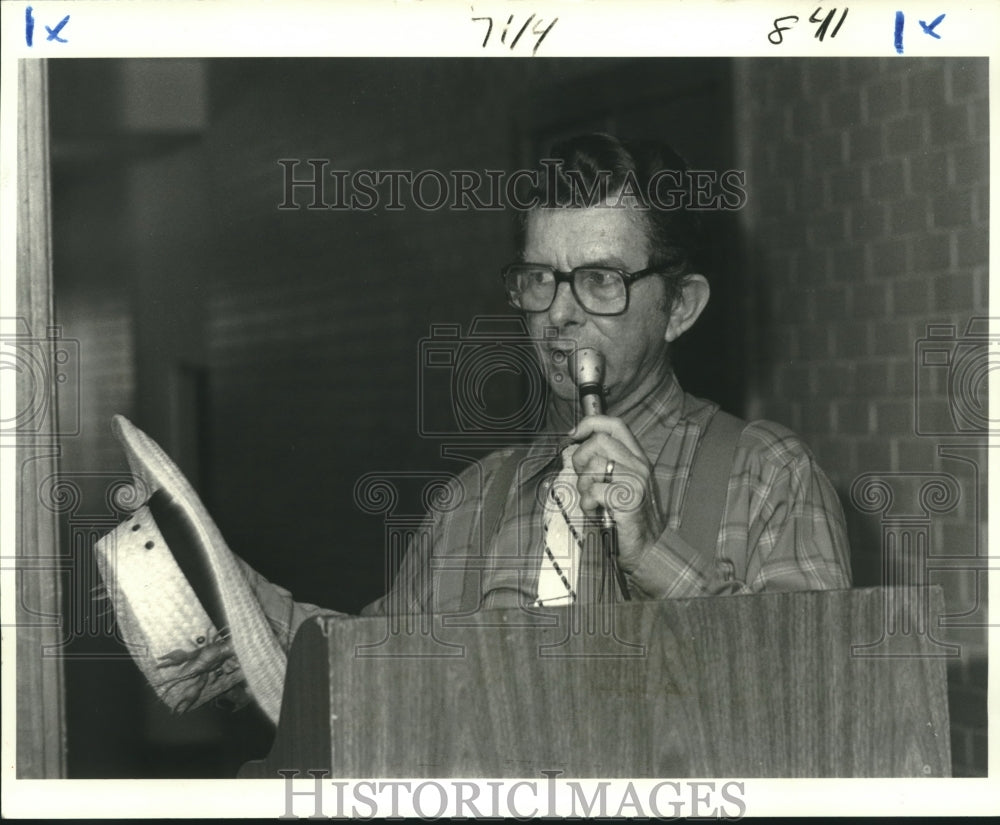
[619, 541, 665, 599]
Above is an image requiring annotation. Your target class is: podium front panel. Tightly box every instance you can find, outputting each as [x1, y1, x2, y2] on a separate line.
[240, 588, 951, 778]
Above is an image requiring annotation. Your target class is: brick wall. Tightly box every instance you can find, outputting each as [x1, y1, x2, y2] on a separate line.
[734, 57, 988, 776]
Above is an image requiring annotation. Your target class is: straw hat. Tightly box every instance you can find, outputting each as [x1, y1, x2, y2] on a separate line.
[93, 415, 285, 723]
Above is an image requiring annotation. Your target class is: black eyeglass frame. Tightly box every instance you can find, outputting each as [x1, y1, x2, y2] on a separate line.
[501, 263, 662, 317]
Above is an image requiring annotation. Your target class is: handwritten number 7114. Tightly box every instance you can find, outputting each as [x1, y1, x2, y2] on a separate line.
[472, 14, 558, 56]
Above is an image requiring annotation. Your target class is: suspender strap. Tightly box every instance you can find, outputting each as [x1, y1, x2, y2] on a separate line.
[459, 448, 527, 612]
[461, 407, 744, 610]
[678, 408, 745, 554]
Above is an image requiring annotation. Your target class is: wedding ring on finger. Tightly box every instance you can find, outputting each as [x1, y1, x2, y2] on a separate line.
[603, 459, 615, 484]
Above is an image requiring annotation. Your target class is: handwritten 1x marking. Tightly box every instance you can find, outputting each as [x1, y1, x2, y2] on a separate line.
[45, 14, 70, 42]
[919, 13, 945, 39]
[25, 5, 70, 46]
[894, 10, 945, 54]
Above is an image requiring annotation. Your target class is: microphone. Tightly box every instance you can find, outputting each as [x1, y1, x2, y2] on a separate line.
[572, 347, 607, 418]
[569, 348, 609, 525]
[569, 348, 631, 601]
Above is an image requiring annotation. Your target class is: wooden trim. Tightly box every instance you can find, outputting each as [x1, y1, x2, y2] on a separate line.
[15, 57, 67, 779]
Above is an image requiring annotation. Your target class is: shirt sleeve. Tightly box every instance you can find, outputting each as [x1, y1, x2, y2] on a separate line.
[625, 527, 719, 598]
[234, 555, 350, 652]
[624, 420, 852, 599]
[737, 426, 853, 593]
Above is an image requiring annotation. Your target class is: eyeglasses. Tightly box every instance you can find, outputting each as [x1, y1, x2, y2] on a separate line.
[501, 263, 660, 316]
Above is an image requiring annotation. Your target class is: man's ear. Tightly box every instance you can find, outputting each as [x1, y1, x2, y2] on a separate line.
[664, 274, 710, 343]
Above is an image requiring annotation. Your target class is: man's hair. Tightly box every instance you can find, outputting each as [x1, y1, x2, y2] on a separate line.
[519, 133, 706, 311]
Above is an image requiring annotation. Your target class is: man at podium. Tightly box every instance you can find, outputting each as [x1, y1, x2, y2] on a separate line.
[239, 133, 852, 645]
[100, 133, 853, 722]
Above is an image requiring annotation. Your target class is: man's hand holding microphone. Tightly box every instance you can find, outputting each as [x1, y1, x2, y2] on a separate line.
[567, 348, 665, 599]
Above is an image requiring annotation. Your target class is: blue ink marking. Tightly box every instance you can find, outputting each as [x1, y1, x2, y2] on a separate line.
[894, 10, 904, 54]
[45, 14, 70, 43]
[919, 13, 945, 38]
[25, 6, 34, 47]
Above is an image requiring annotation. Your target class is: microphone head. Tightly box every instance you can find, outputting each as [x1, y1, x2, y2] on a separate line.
[570, 348, 607, 416]
[571, 347, 606, 388]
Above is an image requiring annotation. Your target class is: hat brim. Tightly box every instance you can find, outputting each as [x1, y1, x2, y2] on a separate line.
[106, 414, 287, 724]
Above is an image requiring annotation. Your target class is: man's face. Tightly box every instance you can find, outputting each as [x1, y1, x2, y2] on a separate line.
[522, 205, 672, 411]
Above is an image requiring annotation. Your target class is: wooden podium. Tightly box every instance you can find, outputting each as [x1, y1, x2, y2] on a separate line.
[240, 587, 951, 778]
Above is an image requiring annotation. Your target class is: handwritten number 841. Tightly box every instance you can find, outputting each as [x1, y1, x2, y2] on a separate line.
[473, 14, 557, 56]
[769, 7, 849, 44]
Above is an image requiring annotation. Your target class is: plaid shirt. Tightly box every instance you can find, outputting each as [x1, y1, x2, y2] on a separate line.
[242, 372, 852, 643]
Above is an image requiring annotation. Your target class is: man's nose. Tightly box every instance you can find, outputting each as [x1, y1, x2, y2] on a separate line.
[547, 281, 585, 327]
